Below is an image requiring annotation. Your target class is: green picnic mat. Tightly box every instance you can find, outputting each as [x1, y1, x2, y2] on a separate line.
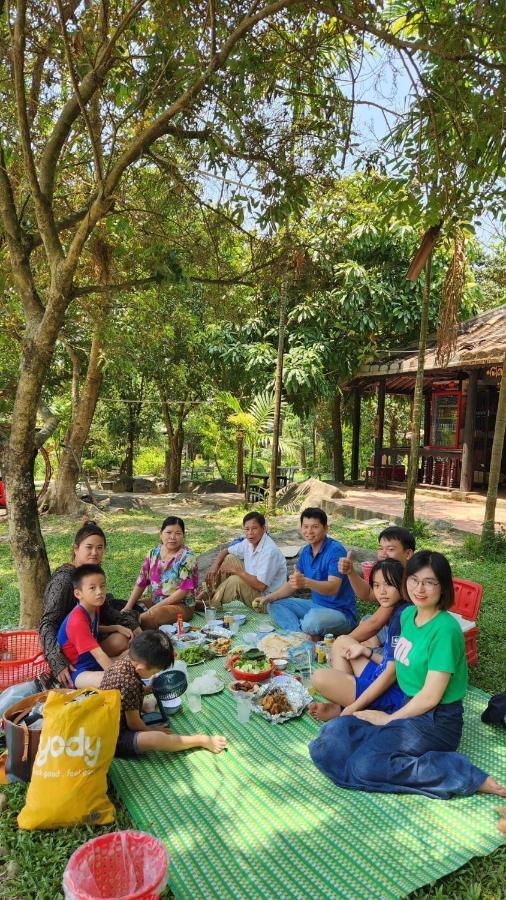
[109, 611, 506, 900]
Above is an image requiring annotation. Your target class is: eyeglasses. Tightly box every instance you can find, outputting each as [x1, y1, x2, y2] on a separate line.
[406, 576, 440, 591]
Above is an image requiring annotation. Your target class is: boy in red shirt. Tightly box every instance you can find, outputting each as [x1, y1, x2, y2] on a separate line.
[57, 564, 132, 687]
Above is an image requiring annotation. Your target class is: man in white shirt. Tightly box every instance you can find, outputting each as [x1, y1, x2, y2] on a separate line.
[205, 512, 287, 610]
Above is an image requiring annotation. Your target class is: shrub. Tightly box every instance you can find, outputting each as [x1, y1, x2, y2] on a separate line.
[412, 518, 433, 540]
[464, 528, 506, 560]
[134, 447, 166, 476]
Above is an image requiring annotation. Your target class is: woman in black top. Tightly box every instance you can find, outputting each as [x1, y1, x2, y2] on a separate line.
[39, 521, 138, 686]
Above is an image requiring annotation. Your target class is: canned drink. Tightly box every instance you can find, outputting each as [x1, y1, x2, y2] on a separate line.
[323, 633, 334, 648]
[224, 614, 234, 630]
[316, 643, 326, 665]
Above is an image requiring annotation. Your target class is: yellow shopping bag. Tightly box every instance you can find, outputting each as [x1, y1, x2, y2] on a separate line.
[18, 688, 120, 830]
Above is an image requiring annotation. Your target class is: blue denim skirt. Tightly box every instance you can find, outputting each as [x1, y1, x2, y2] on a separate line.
[309, 700, 488, 799]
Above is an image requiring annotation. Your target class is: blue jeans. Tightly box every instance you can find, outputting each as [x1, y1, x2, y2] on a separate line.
[309, 701, 487, 799]
[267, 598, 354, 637]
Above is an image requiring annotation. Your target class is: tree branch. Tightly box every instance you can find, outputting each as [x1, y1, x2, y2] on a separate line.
[208, 0, 217, 60]
[146, 150, 259, 239]
[12, 0, 63, 263]
[71, 248, 287, 298]
[327, 4, 506, 73]
[0, 144, 45, 324]
[60, 0, 298, 283]
[34, 400, 60, 448]
[39, 0, 149, 201]
[25, 202, 96, 252]
[101, 0, 299, 197]
[55, 0, 106, 192]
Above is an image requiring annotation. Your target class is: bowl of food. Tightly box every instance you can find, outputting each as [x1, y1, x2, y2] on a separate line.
[232, 613, 247, 627]
[208, 637, 232, 656]
[272, 658, 288, 671]
[256, 626, 274, 640]
[228, 680, 259, 695]
[229, 649, 274, 683]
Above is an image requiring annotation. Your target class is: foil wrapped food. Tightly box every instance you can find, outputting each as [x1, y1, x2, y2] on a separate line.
[252, 675, 312, 724]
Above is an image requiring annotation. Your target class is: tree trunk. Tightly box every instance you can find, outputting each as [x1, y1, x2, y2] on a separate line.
[268, 278, 288, 515]
[300, 438, 307, 470]
[125, 410, 135, 482]
[159, 389, 187, 493]
[481, 351, 506, 548]
[403, 257, 432, 529]
[41, 333, 105, 514]
[5, 446, 51, 626]
[4, 274, 73, 625]
[312, 419, 317, 469]
[168, 427, 184, 492]
[236, 429, 244, 493]
[331, 390, 344, 482]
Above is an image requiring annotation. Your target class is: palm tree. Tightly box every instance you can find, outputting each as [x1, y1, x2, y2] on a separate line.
[219, 390, 294, 488]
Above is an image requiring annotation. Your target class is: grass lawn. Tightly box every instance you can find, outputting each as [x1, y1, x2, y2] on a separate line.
[0, 507, 504, 899]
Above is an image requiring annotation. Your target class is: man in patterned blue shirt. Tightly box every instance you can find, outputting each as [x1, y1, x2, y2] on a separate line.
[255, 507, 357, 640]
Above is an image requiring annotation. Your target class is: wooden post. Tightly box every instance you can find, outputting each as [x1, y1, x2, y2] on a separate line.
[332, 390, 344, 482]
[373, 378, 386, 489]
[460, 370, 478, 492]
[481, 351, 506, 548]
[351, 387, 361, 481]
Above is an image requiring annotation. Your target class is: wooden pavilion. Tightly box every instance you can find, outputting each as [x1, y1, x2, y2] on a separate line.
[346, 305, 506, 492]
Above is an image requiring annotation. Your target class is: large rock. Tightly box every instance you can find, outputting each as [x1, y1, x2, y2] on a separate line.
[179, 480, 197, 492]
[193, 479, 238, 494]
[277, 478, 346, 515]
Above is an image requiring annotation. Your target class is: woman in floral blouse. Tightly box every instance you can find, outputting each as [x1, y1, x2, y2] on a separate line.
[123, 516, 198, 629]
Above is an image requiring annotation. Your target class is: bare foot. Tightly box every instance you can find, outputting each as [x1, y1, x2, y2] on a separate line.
[309, 702, 341, 722]
[477, 777, 506, 797]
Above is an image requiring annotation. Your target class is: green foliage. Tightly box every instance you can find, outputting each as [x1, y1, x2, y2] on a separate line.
[134, 446, 166, 477]
[465, 529, 506, 562]
[412, 519, 434, 540]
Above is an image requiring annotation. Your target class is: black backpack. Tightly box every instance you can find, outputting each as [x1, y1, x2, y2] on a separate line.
[481, 692, 506, 727]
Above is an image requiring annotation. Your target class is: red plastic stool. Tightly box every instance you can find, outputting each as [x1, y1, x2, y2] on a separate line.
[63, 831, 168, 900]
[450, 578, 483, 667]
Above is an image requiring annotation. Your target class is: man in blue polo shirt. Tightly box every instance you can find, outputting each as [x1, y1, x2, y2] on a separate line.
[256, 507, 356, 639]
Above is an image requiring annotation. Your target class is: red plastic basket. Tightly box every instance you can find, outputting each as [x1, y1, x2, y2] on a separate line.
[63, 831, 169, 900]
[0, 631, 50, 689]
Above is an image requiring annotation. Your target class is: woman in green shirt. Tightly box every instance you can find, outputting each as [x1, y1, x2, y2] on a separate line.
[310, 550, 506, 799]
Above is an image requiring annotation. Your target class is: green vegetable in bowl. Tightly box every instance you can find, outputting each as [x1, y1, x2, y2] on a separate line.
[234, 654, 271, 673]
[178, 645, 209, 664]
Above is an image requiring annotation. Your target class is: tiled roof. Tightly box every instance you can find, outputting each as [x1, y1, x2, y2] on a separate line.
[352, 305, 506, 381]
